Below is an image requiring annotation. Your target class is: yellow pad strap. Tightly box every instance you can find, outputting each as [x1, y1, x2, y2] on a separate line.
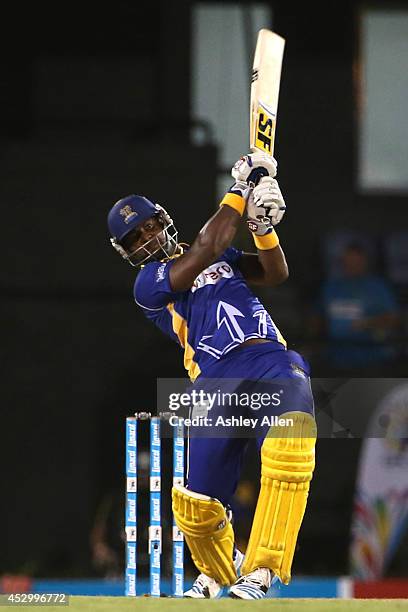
[172, 485, 237, 586]
[242, 412, 316, 584]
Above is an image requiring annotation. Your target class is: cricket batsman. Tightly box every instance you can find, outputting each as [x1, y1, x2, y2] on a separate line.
[107, 153, 316, 599]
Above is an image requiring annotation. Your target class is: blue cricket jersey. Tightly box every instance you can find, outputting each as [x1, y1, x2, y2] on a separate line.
[134, 247, 286, 380]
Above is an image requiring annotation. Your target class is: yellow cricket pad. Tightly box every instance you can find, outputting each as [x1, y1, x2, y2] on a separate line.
[242, 411, 317, 584]
[172, 484, 237, 586]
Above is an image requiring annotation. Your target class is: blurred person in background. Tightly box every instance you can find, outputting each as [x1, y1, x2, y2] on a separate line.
[311, 242, 399, 374]
[90, 452, 153, 579]
[90, 490, 123, 579]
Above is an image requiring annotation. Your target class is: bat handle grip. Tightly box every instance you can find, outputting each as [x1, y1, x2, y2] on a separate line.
[247, 166, 269, 187]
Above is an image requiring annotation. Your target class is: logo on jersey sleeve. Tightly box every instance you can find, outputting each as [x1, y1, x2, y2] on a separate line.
[156, 263, 167, 282]
[191, 262, 233, 293]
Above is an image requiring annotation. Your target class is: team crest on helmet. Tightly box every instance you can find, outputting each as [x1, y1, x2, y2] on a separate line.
[120, 205, 138, 224]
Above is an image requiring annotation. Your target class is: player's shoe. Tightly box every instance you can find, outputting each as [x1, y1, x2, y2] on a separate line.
[183, 573, 223, 599]
[228, 567, 275, 599]
[184, 548, 244, 599]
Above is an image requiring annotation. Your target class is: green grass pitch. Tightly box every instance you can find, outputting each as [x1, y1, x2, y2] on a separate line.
[42, 597, 408, 612]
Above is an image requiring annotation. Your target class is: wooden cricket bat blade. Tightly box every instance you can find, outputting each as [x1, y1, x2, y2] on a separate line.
[250, 29, 285, 156]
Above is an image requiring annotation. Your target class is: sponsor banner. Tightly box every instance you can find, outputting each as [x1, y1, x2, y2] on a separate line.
[18, 577, 408, 598]
[354, 579, 408, 599]
[350, 382, 408, 579]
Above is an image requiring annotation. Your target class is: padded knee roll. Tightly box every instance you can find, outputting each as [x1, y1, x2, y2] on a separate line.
[242, 411, 317, 584]
[172, 484, 237, 586]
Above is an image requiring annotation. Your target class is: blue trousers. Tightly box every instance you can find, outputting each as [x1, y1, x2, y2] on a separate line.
[186, 343, 314, 506]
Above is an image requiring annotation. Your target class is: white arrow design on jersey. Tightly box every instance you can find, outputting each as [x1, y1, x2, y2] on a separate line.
[216, 301, 245, 342]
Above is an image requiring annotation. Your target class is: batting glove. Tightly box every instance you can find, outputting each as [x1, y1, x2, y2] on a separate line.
[227, 180, 251, 201]
[247, 176, 286, 234]
[232, 152, 277, 186]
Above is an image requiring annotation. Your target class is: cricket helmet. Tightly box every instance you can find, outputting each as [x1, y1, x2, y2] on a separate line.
[107, 194, 178, 267]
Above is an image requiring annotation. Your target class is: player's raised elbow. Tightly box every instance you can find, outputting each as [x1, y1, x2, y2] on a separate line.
[265, 262, 289, 286]
[278, 263, 289, 284]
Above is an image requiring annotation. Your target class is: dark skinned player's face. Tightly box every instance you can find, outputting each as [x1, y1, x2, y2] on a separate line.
[121, 216, 165, 262]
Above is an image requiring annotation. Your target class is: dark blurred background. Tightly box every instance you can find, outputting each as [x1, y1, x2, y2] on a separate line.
[1, 0, 408, 584]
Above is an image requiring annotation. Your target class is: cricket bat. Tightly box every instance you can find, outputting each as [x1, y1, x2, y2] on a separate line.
[250, 29, 285, 159]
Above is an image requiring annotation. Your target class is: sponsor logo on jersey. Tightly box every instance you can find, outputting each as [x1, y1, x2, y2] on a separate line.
[192, 261, 233, 292]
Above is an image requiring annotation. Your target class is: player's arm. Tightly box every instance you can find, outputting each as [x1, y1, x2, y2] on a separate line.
[169, 200, 243, 292]
[238, 247, 288, 286]
[240, 172, 288, 286]
[169, 153, 277, 292]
